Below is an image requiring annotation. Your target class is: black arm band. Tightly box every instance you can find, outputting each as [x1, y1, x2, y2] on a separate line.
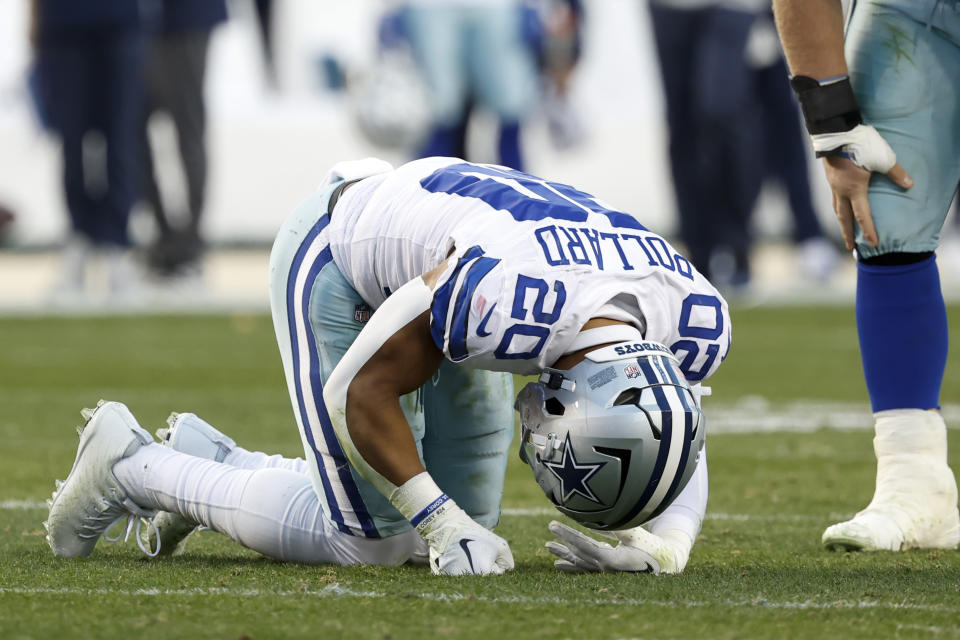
[790, 75, 862, 136]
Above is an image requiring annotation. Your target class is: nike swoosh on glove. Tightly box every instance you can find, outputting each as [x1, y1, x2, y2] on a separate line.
[426, 507, 514, 576]
[545, 520, 691, 574]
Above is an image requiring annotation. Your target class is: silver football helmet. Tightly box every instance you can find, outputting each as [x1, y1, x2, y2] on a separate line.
[516, 340, 705, 531]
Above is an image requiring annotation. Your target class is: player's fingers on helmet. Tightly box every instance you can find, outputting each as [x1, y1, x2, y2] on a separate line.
[833, 195, 857, 251]
[886, 162, 914, 190]
[850, 192, 878, 248]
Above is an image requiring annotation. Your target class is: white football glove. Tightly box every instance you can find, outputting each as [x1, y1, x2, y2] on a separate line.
[811, 124, 897, 174]
[545, 521, 691, 574]
[391, 472, 514, 576]
[423, 505, 514, 576]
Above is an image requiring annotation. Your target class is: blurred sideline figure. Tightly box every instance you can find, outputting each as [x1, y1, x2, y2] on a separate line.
[747, 11, 840, 283]
[402, 0, 538, 170]
[31, 0, 151, 298]
[774, 0, 959, 552]
[253, 0, 277, 90]
[646, 0, 767, 289]
[46, 157, 729, 576]
[531, 0, 587, 152]
[139, 0, 228, 281]
[439, 0, 586, 163]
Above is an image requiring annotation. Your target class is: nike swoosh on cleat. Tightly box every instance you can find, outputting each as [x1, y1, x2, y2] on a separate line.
[459, 538, 476, 573]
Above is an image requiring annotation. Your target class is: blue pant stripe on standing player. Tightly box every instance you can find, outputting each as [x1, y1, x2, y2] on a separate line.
[286, 215, 379, 538]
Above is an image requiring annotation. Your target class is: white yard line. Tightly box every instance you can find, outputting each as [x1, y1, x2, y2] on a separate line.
[706, 399, 960, 433]
[1, 500, 839, 522]
[0, 584, 954, 612]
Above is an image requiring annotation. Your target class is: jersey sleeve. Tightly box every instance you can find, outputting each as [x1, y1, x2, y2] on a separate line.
[429, 245, 507, 366]
[428, 244, 572, 374]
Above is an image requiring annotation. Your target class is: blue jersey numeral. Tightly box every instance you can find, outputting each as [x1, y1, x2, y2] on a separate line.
[670, 294, 725, 381]
[420, 162, 648, 231]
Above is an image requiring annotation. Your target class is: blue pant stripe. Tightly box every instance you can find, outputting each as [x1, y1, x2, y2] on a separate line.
[285, 216, 353, 535]
[298, 244, 380, 539]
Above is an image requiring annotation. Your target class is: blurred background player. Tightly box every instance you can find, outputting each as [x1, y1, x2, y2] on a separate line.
[646, 0, 765, 289]
[648, 0, 840, 290]
[31, 0, 151, 298]
[747, 9, 840, 283]
[139, 0, 228, 281]
[402, 0, 538, 170]
[774, 0, 959, 551]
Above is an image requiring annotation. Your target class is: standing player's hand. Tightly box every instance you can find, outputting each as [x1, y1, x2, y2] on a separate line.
[425, 508, 514, 576]
[813, 124, 913, 251]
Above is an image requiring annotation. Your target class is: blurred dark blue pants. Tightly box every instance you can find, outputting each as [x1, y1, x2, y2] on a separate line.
[648, 4, 763, 278]
[753, 56, 824, 243]
[38, 29, 147, 247]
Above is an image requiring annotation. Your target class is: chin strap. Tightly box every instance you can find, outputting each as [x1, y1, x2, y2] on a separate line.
[563, 324, 644, 355]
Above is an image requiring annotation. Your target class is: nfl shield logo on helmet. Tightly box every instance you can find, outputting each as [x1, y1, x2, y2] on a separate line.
[354, 304, 371, 324]
[624, 364, 642, 379]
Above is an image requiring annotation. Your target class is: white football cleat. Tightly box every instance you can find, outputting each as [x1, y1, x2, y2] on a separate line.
[823, 409, 960, 552]
[148, 412, 237, 556]
[45, 401, 156, 558]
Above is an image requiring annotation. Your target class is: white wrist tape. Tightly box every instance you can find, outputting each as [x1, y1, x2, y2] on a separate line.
[390, 472, 457, 536]
[811, 124, 897, 173]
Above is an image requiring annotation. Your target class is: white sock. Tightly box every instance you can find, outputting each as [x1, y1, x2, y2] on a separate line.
[113, 444, 417, 565]
[647, 448, 708, 546]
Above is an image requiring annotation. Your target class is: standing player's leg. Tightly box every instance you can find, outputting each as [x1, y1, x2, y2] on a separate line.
[822, 0, 960, 551]
[468, 3, 537, 170]
[421, 362, 514, 530]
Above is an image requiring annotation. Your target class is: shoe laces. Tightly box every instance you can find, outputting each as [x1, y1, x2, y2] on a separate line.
[104, 513, 162, 557]
[77, 487, 161, 557]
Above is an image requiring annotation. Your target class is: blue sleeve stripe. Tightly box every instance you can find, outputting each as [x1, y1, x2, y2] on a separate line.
[429, 245, 485, 353]
[448, 255, 501, 362]
[410, 494, 450, 528]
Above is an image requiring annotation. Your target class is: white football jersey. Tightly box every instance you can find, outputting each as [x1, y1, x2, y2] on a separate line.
[327, 157, 730, 381]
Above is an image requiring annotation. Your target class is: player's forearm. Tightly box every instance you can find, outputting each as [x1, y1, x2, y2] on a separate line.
[344, 376, 428, 487]
[322, 278, 439, 497]
[772, 0, 848, 79]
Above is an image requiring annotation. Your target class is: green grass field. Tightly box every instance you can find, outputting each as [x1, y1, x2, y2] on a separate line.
[1, 307, 959, 639]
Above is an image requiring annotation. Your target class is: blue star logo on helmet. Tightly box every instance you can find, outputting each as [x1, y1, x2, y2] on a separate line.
[543, 434, 606, 504]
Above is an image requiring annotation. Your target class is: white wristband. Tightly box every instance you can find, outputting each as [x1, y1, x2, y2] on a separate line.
[390, 472, 457, 536]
